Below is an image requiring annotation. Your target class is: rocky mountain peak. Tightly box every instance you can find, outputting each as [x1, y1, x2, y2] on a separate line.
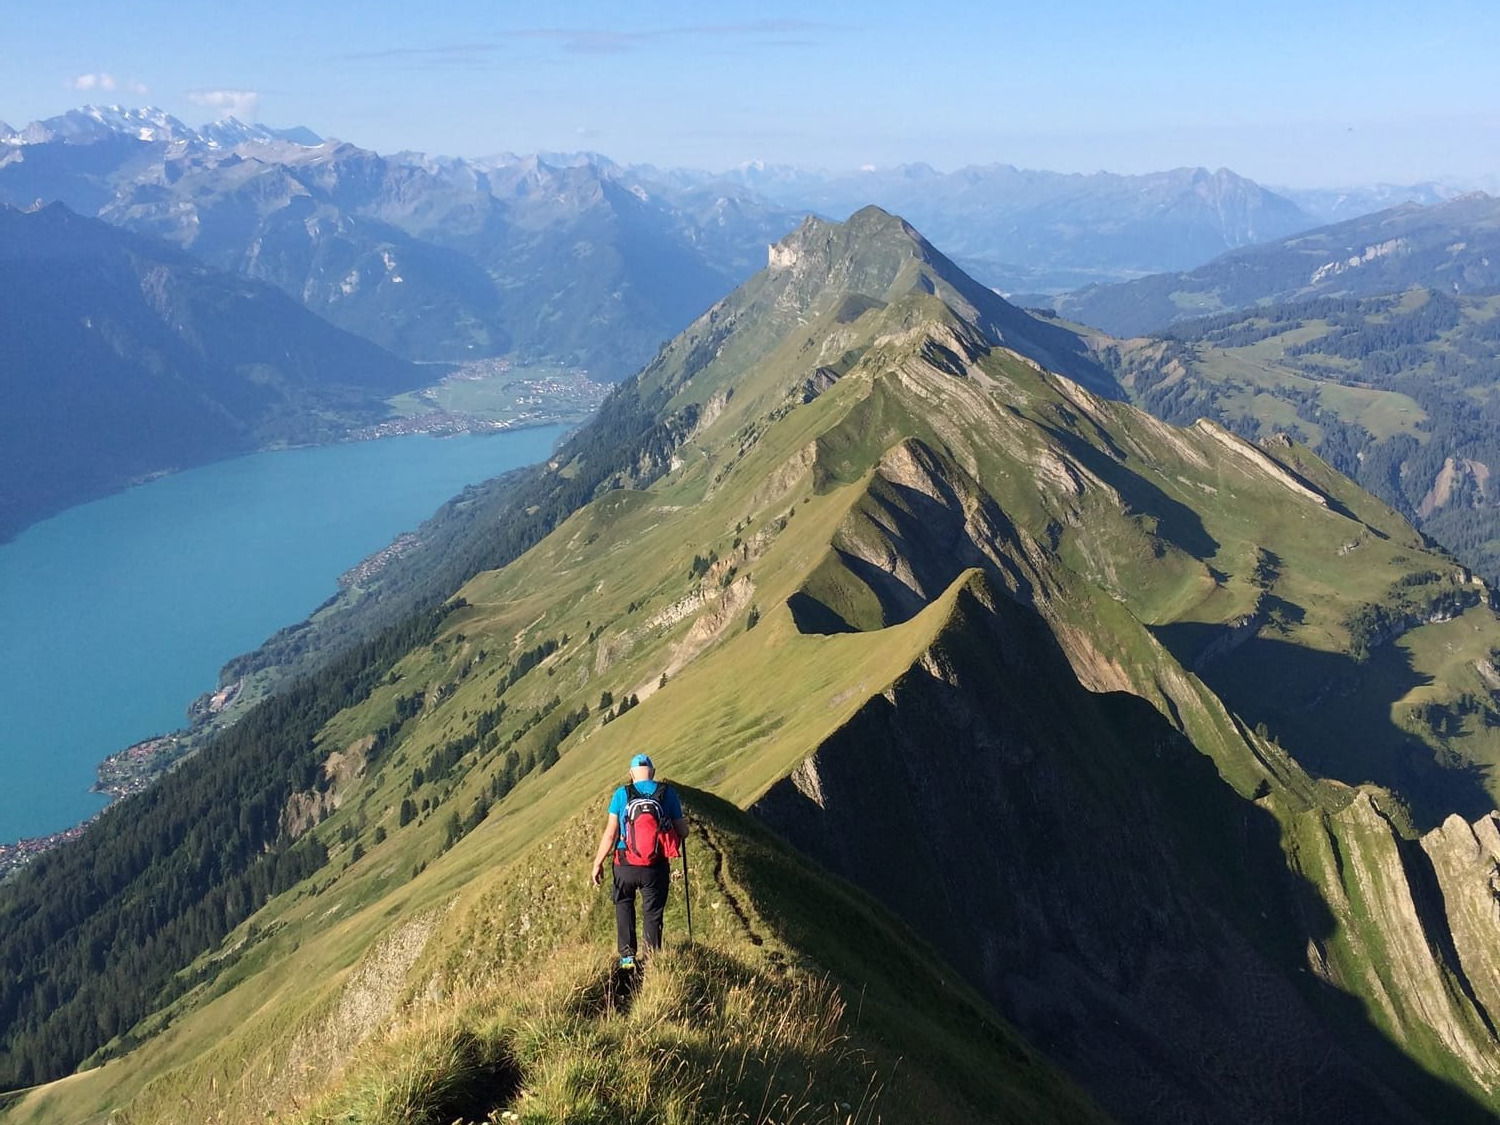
[766, 205, 924, 274]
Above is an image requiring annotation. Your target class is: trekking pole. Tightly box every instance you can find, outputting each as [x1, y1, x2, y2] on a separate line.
[681, 840, 694, 944]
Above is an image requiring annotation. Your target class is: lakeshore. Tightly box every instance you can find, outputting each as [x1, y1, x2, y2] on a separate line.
[0, 423, 571, 857]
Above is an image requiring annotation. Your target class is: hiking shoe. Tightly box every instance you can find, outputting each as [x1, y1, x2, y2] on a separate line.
[618, 955, 636, 970]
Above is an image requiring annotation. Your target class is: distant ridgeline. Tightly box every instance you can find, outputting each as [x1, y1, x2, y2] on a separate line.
[0, 106, 802, 379]
[5, 104, 1425, 383]
[683, 161, 1320, 293]
[1054, 191, 1500, 336]
[10, 207, 1500, 1124]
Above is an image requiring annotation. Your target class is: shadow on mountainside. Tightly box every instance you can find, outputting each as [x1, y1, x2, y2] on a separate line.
[756, 574, 1495, 1124]
[791, 464, 1037, 635]
[1039, 421, 1222, 562]
[1153, 624, 1496, 829]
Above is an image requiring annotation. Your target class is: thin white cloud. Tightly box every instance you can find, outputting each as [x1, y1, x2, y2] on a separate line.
[71, 73, 150, 96]
[187, 89, 260, 120]
[512, 20, 832, 54]
[342, 20, 839, 63]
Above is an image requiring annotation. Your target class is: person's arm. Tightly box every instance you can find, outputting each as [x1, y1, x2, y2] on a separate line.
[591, 814, 620, 885]
[666, 787, 689, 844]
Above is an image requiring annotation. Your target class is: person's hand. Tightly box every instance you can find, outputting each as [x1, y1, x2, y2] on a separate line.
[591, 859, 604, 886]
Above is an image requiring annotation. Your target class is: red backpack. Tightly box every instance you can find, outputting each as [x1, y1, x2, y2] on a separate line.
[619, 782, 681, 865]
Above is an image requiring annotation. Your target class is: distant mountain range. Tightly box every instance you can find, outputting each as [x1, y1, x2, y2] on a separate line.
[677, 161, 1320, 293]
[0, 104, 322, 148]
[1055, 192, 1500, 336]
[0, 202, 422, 540]
[6, 105, 1466, 381]
[0, 107, 802, 378]
[1278, 180, 1480, 225]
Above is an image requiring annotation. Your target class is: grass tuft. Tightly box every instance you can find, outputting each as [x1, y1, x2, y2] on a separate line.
[299, 939, 887, 1125]
[304, 1021, 519, 1125]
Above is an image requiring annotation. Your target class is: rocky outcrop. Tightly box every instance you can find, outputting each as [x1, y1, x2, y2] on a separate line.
[1418, 456, 1494, 518]
[1296, 793, 1500, 1090]
[281, 736, 374, 839]
[1423, 812, 1500, 1040]
[1192, 418, 1329, 506]
[1191, 597, 1269, 670]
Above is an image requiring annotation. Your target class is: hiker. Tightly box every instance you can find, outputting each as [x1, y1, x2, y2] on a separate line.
[590, 753, 689, 968]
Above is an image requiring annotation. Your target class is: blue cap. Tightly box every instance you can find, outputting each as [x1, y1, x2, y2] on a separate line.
[630, 753, 654, 769]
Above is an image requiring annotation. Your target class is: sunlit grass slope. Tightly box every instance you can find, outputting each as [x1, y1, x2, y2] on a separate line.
[12, 207, 1500, 1123]
[10, 781, 1107, 1125]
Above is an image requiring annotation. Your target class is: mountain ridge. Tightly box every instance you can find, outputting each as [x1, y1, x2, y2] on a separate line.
[3, 104, 1412, 378]
[0, 105, 323, 149]
[680, 159, 1319, 292]
[0, 109, 803, 377]
[7, 207, 1500, 1122]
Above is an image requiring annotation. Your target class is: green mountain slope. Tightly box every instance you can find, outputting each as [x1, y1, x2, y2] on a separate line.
[0, 202, 424, 540]
[1105, 288, 1500, 579]
[7, 789, 1104, 1125]
[7, 208, 1500, 1123]
[200, 207, 1120, 730]
[1055, 192, 1500, 337]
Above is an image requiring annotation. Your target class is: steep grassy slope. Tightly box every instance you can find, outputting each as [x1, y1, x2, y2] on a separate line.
[1103, 289, 1500, 580]
[201, 207, 1121, 721]
[51, 790, 1104, 1125]
[8, 208, 1500, 1123]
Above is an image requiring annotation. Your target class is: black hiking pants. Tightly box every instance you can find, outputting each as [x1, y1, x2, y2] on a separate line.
[612, 859, 670, 957]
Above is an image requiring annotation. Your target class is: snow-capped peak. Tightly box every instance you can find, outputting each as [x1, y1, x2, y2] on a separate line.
[5, 106, 323, 150]
[196, 117, 323, 149]
[15, 105, 191, 145]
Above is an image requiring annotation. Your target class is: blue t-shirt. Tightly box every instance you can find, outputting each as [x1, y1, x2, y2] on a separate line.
[609, 779, 683, 851]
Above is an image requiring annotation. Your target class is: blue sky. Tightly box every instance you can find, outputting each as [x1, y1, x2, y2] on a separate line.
[5, 0, 1498, 186]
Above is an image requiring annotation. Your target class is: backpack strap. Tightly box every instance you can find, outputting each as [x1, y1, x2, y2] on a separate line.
[614, 784, 635, 866]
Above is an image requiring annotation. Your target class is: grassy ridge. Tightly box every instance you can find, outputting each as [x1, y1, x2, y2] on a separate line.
[14, 791, 1106, 1125]
[287, 791, 1106, 1125]
[11, 208, 1500, 1121]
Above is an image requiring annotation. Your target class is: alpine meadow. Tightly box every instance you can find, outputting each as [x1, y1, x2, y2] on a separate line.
[5, 5, 1500, 1124]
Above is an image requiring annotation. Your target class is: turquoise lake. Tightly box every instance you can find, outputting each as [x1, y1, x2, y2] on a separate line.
[0, 426, 568, 841]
